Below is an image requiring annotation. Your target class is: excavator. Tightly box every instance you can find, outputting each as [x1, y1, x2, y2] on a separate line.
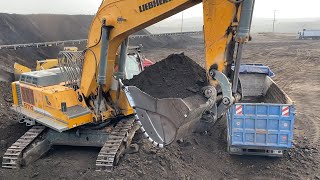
[2, 0, 255, 171]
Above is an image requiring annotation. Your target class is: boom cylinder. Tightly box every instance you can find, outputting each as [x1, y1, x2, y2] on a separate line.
[97, 23, 111, 85]
[236, 0, 255, 42]
[118, 38, 129, 80]
[96, 22, 111, 120]
[233, 0, 255, 94]
[232, 43, 244, 94]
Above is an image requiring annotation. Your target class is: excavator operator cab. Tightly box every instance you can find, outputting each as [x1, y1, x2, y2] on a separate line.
[125, 54, 143, 79]
[114, 45, 153, 80]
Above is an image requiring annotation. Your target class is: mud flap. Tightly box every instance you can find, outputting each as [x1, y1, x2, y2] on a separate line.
[124, 86, 215, 146]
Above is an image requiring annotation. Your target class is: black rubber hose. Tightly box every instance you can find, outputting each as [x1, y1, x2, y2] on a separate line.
[228, 0, 244, 4]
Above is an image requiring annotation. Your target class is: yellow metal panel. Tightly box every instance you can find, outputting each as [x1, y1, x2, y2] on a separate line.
[110, 90, 134, 116]
[203, 0, 240, 85]
[67, 113, 93, 129]
[36, 59, 58, 70]
[38, 85, 78, 109]
[11, 82, 19, 106]
[19, 84, 81, 111]
[63, 47, 78, 51]
[14, 63, 31, 77]
[33, 88, 44, 109]
[16, 83, 94, 128]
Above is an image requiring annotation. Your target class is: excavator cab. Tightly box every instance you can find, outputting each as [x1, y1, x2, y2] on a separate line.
[124, 54, 143, 79]
[114, 45, 149, 80]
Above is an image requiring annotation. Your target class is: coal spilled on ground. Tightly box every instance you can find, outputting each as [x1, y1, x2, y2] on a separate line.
[125, 53, 207, 99]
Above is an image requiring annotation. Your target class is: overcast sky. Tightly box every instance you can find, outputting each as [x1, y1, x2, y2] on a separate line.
[0, 0, 319, 19]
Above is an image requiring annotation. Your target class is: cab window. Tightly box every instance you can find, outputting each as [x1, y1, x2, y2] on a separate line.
[125, 55, 141, 79]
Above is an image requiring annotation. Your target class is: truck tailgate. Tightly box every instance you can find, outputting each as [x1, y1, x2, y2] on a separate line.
[227, 70, 295, 156]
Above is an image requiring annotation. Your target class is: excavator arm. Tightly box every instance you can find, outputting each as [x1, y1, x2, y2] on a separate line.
[81, 0, 251, 96]
[78, 0, 255, 146]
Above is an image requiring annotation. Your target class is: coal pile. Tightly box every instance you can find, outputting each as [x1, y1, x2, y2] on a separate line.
[125, 53, 207, 99]
[130, 35, 198, 50]
[0, 82, 17, 127]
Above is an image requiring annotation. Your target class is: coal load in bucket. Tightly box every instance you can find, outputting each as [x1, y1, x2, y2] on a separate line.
[124, 53, 208, 98]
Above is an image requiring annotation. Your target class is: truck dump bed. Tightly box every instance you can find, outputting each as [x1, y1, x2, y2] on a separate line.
[227, 67, 295, 157]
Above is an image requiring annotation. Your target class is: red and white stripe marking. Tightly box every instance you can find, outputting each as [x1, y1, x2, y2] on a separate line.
[282, 106, 290, 116]
[236, 105, 243, 115]
[282, 135, 287, 141]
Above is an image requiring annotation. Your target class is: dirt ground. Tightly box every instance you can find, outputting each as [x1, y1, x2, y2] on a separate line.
[0, 33, 320, 180]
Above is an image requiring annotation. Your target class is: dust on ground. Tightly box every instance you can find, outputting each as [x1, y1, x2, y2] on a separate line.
[0, 33, 320, 180]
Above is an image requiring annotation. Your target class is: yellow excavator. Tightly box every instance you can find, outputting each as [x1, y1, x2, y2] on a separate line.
[3, 0, 255, 171]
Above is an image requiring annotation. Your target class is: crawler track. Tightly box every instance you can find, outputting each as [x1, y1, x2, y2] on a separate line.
[2, 126, 46, 169]
[96, 118, 139, 172]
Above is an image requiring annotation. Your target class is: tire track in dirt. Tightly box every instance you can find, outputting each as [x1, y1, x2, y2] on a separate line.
[308, 114, 320, 146]
[262, 43, 320, 148]
[280, 48, 311, 91]
[260, 46, 298, 90]
[286, 45, 320, 148]
[291, 47, 320, 147]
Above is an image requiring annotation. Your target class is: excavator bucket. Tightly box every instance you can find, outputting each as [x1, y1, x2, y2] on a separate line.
[125, 86, 215, 146]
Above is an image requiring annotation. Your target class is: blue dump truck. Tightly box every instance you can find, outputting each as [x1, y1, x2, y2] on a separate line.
[227, 64, 295, 157]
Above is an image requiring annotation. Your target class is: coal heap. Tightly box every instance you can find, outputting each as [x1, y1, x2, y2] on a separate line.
[125, 53, 207, 99]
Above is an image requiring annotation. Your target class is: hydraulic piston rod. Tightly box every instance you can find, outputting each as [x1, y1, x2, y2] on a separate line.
[96, 21, 111, 120]
[232, 0, 255, 94]
[118, 38, 129, 80]
[97, 22, 111, 85]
